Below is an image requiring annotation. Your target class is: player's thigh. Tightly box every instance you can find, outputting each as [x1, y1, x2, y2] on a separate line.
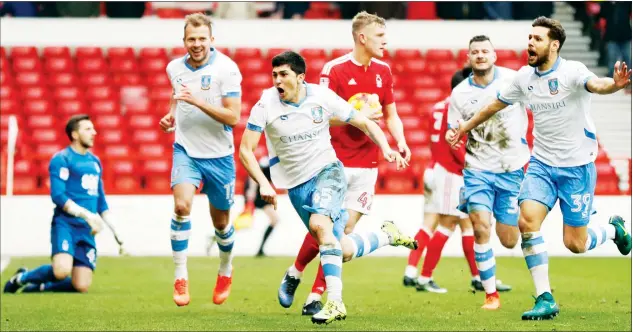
[73, 238, 98, 272]
[459, 169, 496, 216]
[171, 143, 203, 197]
[458, 217, 473, 231]
[517, 157, 557, 215]
[199, 154, 236, 212]
[556, 162, 597, 228]
[50, 219, 75, 278]
[437, 214, 460, 232]
[491, 168, 524, 227]
[343, 167, 377, 218]
[289, 162, 347, 241]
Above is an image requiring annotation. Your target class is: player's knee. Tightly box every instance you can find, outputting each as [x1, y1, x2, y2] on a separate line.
[174, 199, 192, 216]
[518, 215, 536, 233]
[52, 264, 72, 280]
[472, 222, 491, 241]
[499, 232, 519, 249]
[343, 224, 354, 235]
[563, 237, 586, 254]
[71, 278, 91, 293]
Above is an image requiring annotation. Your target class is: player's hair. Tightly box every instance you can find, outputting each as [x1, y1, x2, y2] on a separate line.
[532, 16, 566, 52]
[352, 11, 386, 42]
[468, 35, 493, 48]
[272, 51, 306, 75]
[184, 12, 212, 36]
[65, 114, 91, 141]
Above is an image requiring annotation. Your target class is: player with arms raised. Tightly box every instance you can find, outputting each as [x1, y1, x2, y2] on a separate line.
[278, 11, 412, 315]
[449, 17, 632, 320]
[4, 115, 109, 294]
[159, 13, 242, 307]
[240, 51, 416, 325]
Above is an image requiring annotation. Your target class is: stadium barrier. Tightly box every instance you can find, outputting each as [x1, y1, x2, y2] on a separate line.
[0, 18, 532, 49]
[1, 195, 630, 258]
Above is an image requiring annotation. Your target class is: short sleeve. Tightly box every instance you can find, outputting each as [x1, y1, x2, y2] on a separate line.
[323, 88, 355, 123]
[320, 64, 340, 94]
[497, 75, 525, 105]
[571, 62, 598, 93]
[246, 98, 267, 132]
[221, 62, 243, 98]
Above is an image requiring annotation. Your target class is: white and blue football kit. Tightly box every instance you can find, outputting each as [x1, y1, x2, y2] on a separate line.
[448, 66, 530, 226]
[166, 47, 242, 210]
[497, 57, 598, 227]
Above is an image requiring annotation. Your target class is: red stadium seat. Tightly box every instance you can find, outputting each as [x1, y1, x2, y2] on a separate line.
[149, 86, 173, 101]
[110, 174, 141, 193]
[428, 61, 460, 75]
[22, 86, 51, 100]
[394, 49, 422, 59]
[43, 46, 71, 59]
[141, 159, 171, 175]
[24, 99, 53, 114]
[137, 143, 166, 158]
[131, 129, 160, 144]
[93, 114, 124, 129]
[496, 49, 520, 61]
[128, 114, 157, 129]
[382, 175, 418, 194]
[497, 59, 523, 71]
[15, 71, 43, 86]
[113, 73, 142, 85]
[0, 46, 6, 58]
[396, 102, 416, 116]
[56, 100, 86, 116]
[12, 57, 42, 72]
[330, 48, 352, 59]
[425, 49, 455, 62]
[243, 73, 271, 89]
[12, 176, 38, 195]
[0, 114, 22, 128]
[99, 129, 126, 144]
[233, 48, 262, 61]
[90, 100, 119, 115]
[31, 129, 60, 143]
[406, 129, 429, 145]
[411, 75, 438, 89]
[156, 8, 185, 19]
[53, 86, 83, 100]
[10, 46, 38, 58]
[145, 72, 171, 87]
[107, 47, 135, 59]
[0, 85, 18, 100]
[239, 58, 268, 73]
[169, 47, 187, 59]
[85, 85, 118, 101]
[399, 59, 427, 74]
[110, 58, 139, 73]
[215, 47, 230, 56]
[44, 57, 74, 73]
[75, 47, 103, 59]
[140, 57, 169, 73]
[103, 144, 131, 159]
[77, 58, 108, 73]
[265, 48, 290, 61]
[139, 47, 168, 59]
[48, 72, 78, 86]
[0, 71, 12, 85]
[306, 57, 327, 74]
[80, 73, 111, 86]
[0, 57, 9, 73]
[412, 88, 445, 103]
[300, 48, 327, 59]
[13, 159, 36, 176]
[26, 114, 56, 129]
[124, 101, 152, 114]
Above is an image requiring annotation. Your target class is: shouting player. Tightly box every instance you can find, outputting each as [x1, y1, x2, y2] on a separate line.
[404, 68, 513, 294]
[4, 115, 109, 294]
[159, 13, 242, 307]
[445, 35, 531, 310]
[240, 51, 416, 325]
[279, 11, 412, 316]
[449, 17, 632, 320]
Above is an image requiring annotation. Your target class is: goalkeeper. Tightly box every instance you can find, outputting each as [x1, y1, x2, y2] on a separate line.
[4, 114, 113, 294]
[239, 156, 279, 257]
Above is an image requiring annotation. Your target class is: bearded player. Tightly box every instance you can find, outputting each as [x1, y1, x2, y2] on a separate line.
[277, 11, 412, 315]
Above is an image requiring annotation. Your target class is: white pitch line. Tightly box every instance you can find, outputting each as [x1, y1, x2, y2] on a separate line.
[0, 258, 10, 273]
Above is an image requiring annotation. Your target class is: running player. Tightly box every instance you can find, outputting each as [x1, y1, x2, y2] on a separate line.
[4, 114, 109, 294]
[446, 35, 531, 310]
[159, 13, 242, 307]
[279, 11, 412, 316]
[240, 51, 416, 325]
[449, 16, 632, 320]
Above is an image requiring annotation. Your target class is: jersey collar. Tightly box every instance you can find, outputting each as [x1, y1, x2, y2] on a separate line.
[467, 66, 499, 89]
[534, 56, 562, 77]
[349, 54, 372, 67]
[280, 82, 310, 108]
[183, 47, 217, 72]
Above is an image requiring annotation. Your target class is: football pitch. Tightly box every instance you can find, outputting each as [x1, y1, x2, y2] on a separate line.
[1, 256, 630, 331]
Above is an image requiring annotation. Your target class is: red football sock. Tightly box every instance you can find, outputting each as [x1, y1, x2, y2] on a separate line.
[294, 233, 320, 272]
[420, 226, 451, 278]
[310, 263, 326, 295]
[462, 234, 478, 278]
[407, 229, 431, 267]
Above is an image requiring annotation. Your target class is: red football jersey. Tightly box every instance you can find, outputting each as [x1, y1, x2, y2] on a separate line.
[430, 97, 466, 175]
[320, 54, 395, 168]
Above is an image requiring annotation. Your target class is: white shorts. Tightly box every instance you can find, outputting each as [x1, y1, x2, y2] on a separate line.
[343, 167, 378, 215]
[424, 163, 467, 218]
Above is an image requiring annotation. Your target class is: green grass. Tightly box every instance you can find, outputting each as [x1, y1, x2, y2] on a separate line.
[1, 256, 631, 331]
